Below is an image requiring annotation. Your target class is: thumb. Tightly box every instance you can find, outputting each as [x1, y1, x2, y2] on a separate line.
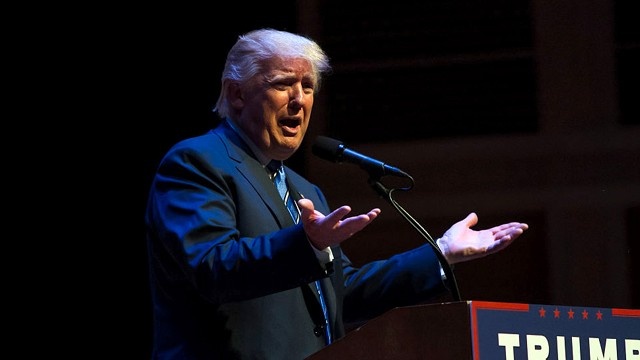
[462, 212, 478, 227]
[297, 198, 316, 219]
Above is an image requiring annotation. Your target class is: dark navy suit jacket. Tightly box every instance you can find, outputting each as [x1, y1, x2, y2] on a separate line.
[145, 120, 446, 359]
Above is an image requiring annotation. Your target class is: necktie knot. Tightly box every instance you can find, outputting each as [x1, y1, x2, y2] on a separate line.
[267, 160, 282, 179]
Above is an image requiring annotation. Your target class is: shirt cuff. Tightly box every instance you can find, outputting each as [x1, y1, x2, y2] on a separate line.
[312, 244, 334, 269]
[440, 264, 447, 280]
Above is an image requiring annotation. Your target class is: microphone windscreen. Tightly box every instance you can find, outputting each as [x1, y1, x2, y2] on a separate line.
[312, 136, 343, 162]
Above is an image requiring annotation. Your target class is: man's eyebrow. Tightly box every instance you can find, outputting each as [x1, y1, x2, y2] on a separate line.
[267, 73, 292, 81]
[264, 72, 294, 82]
[265, 72, 316, 84]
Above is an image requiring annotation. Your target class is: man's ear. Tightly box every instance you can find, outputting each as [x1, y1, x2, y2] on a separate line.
[227, 82, 244, 110]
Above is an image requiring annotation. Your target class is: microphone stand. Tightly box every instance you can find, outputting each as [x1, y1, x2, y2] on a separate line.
[368, 177, 461, 302]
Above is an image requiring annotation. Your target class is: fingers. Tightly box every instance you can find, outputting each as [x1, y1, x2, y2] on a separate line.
[492, 223, 528, 240]
[485, 223, 528, 256]
[299, 199, 379, 224]
[334, 219, 366, 238]
[298, 198, 382, 248]
[367, 208, 382, 219]
[324, 205, 353, 224]
[491, 222, 528, 233]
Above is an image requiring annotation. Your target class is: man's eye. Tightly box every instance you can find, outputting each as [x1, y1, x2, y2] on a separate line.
[270, 80, 315, 93]
[272, 82, 291, 90]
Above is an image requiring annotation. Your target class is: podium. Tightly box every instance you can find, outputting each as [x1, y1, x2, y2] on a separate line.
[306, 300, 640, 360]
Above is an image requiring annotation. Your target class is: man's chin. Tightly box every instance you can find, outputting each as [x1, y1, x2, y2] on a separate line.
[273, 140, 301, 159]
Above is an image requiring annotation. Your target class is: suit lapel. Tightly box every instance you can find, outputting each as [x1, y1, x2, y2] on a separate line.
[214, 121, 294, 228]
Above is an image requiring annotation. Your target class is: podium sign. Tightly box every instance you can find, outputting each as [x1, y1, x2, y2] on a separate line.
[471, 301, 639, 359]
[306, 301, 640, 360]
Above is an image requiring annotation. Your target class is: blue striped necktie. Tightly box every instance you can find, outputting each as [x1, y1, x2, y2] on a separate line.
[268, 160, 332, 345]
[272, 163, 299, 223]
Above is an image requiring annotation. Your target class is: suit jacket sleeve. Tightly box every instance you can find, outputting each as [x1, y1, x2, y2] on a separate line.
[340, 243, 447, 322]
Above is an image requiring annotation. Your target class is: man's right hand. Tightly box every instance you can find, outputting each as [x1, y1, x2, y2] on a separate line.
[297, 198, 381, 250]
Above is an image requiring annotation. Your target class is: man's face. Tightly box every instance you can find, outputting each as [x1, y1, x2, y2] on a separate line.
[235, 57, 316, 161]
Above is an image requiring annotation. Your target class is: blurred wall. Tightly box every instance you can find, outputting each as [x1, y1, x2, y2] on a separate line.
[293, 0, 639, 309]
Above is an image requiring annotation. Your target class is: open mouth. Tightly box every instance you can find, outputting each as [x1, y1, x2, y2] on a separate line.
[280, 118, 300, 129]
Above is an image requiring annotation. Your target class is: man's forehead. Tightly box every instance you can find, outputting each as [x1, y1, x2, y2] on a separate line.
[265, 57, 313, 74]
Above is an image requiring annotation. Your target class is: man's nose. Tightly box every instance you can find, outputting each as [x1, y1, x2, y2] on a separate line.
[289, 84, 306, 105]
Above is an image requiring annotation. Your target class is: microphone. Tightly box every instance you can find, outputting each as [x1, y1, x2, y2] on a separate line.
[312, 136, 411, 179]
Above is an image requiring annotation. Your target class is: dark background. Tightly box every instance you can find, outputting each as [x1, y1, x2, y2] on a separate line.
[132, 1, 638, 357]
